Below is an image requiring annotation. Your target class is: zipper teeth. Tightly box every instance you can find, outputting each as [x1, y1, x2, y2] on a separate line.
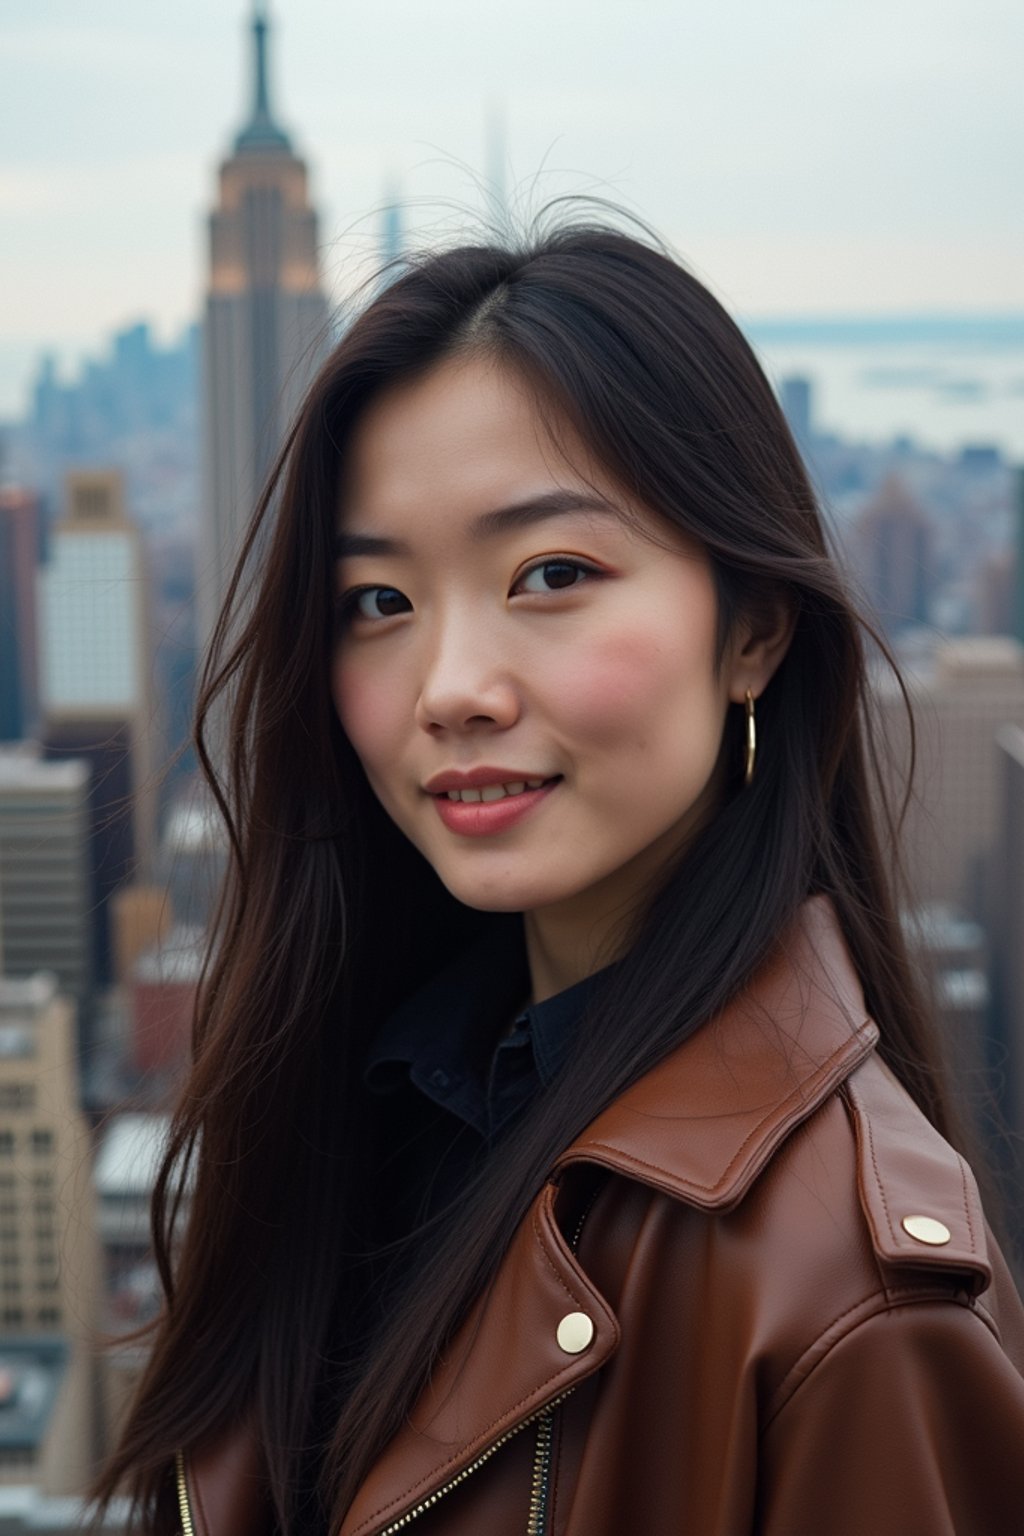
[377, 1383, 579, 1536]
[379, 1183, 601, 1536]
[525, 1408, 556, 1536]
[176, 1449, 195, 1536]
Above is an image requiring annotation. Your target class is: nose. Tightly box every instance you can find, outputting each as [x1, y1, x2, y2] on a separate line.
[414, 610, 521, 734]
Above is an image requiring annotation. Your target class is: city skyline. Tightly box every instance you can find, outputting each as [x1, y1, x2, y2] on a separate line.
[2, 0, 1023, 416]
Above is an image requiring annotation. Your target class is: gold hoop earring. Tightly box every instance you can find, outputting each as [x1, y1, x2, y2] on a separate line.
[744, 689, 757, 787]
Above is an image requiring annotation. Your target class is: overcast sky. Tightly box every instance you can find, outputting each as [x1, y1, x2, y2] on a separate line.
[2, 0, 1022, 413]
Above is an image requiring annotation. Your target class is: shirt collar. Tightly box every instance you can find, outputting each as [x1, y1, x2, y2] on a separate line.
[363, 915, 612, 1098]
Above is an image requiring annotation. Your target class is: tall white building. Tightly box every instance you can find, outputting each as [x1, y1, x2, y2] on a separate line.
[198, 4, 330, 648]
[36, 469, 156, 986]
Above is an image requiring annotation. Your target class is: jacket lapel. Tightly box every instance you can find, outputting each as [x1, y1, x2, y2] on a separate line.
[338, 1177, 620, 1536]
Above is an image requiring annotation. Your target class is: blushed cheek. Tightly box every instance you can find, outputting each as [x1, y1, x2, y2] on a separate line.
[549, 630, 686, 745]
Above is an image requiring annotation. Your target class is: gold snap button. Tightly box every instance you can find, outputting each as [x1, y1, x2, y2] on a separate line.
[901, 1214, 952, 1246]
[556, 1311, 594, 1354]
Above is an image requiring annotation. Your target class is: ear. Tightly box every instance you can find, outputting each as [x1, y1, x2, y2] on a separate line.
[726, 592, 797, 705]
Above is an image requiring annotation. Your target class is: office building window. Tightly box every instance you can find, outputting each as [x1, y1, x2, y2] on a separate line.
[0, 1084, 35, 1111]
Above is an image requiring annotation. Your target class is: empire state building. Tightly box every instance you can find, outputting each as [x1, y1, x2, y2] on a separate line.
[198, 5, 329, 648]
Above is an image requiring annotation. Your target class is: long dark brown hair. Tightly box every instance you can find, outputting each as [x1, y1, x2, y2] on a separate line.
[93, 215, 963, 1531]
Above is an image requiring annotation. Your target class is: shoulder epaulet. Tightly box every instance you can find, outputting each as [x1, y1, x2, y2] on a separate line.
[843, 1052, 991, 1297]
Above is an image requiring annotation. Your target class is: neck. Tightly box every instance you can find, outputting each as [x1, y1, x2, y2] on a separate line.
[522, 893, 631, 1004]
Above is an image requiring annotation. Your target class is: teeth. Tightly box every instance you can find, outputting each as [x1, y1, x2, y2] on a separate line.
[444, 778, 552, 803]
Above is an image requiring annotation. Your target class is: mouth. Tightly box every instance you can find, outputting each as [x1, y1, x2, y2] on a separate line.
[431, 775, 563, 804]
[429, 776, 564, 837]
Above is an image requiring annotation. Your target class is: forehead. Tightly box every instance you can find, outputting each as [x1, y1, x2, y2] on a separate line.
[337, 353, 597, 527]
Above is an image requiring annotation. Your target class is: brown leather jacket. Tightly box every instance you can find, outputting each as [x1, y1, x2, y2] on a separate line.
[183, 897, 1024, 1535]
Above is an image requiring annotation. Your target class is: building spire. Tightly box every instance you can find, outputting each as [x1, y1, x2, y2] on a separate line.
[234, 3, 292, 154]
[253, 3, 271, 119]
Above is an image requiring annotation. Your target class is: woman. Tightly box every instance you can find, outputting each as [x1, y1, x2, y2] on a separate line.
[95, 220, 1024, 1534]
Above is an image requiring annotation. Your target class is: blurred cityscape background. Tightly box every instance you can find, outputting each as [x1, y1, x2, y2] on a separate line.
[1, 1, 1023, 1521]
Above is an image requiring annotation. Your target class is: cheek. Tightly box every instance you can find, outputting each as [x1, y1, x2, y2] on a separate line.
[331, 661, 396, 766]
[548, 627, 711, 749]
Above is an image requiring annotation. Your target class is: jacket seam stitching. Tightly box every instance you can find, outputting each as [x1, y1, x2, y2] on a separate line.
[955, 1150, 978, 1251]
[768, 1284, 890, 1422]
[858, 1081, 896, 1243]
[532, 1200, 584, 1306]
[839, 1083, 890, 1294]
[761, 1292, 976, 1432]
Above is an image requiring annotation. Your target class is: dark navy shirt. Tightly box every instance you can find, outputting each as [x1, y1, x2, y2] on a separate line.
[362, 914, 612, 1247]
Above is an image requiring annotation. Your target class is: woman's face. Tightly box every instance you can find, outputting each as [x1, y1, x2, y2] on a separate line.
[331, 352, 753, 937]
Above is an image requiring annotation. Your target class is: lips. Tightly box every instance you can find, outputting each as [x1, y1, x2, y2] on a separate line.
[423, 766, 561, 795]
[430, 776, 562, 837]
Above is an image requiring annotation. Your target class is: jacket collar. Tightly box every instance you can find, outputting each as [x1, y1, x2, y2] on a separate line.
[337, 895, 876, 1536]
[555, 892, 878, 1207]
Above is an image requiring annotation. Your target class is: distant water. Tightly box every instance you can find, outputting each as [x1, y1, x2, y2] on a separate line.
[744, 317, 1024, 460]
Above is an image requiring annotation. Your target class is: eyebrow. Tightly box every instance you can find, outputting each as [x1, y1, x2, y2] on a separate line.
[334, 489, 629, 560]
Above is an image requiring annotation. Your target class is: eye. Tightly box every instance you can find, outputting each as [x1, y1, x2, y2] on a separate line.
[336, 586, 412, 625]
[514, 558, 599, 594]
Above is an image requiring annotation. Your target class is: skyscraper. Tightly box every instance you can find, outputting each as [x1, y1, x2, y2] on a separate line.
[36, 469, 156, 987]
[0, 746, 92, 1004]
[197, 4, 329, 649]
[873, 637, 1024, 915]
[0, 972, 101, 1492]
[853, 472, 935, 633]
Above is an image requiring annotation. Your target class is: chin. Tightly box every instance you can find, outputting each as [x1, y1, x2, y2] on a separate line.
[438, 868, 581, 915]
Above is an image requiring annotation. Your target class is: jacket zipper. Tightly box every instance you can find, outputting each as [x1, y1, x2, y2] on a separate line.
[377, 1380, 580, 1535]
[176, 1450, 195, 1536]
[175, 1186, 601, 1536]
